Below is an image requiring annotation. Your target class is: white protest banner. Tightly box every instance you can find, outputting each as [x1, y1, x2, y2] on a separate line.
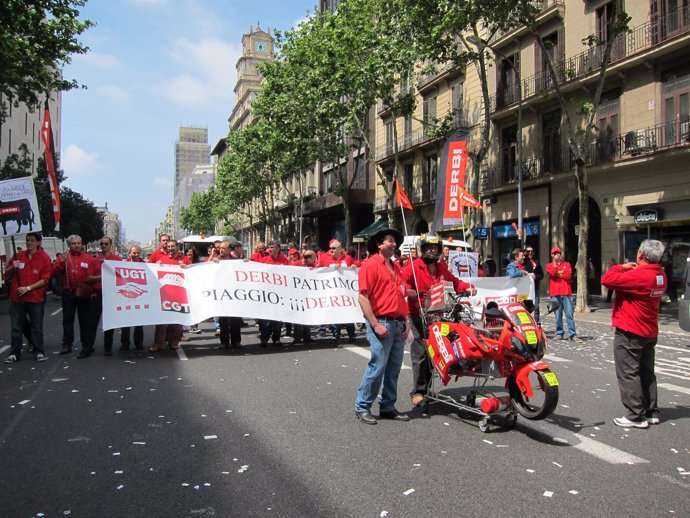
[0, 177, 42, 237]
[102, 260, 365, 330]
[448, 250, 479, 278]
[466, 276, 536, 317]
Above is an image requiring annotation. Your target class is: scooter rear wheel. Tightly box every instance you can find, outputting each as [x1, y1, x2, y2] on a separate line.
[508, 369, 559, 420]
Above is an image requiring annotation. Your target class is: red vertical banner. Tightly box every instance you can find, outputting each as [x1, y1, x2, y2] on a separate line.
[41, 100, 61, 231]
[433, 131, 469, 232]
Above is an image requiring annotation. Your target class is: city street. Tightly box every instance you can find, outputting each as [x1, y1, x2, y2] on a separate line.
[1, 298, 688, 517]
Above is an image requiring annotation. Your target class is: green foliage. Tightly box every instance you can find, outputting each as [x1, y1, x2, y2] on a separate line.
[179, 189, 217, 235]
[59, 186, 103, 243]
[0, 0, 94, 122]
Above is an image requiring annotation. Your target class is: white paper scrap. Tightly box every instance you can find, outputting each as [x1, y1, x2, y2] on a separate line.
[204, 435, 218, 440]
[113, 452, 120, 456]
[543, 491, 554, 497]
[182, 483, 189, 487]
[114, 470, 123, 474]
[483, 439, 493, 445]
[403, 489, 415, 496]
[569, 490, 579, 495]
[132, 442, 146, 445]
[526, 469, 535, 473]
[17, 400, 30, 406]
[380, 512, 389, 517]
[116, 485, 124, 490]
[115, 410, 122, 414]
[552, 462, 563, 468]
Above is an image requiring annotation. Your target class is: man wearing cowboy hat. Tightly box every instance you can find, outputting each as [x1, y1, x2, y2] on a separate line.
[354, 227, 411, 425]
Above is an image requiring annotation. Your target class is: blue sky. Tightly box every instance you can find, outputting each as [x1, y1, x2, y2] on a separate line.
[61, 0, 316, 244]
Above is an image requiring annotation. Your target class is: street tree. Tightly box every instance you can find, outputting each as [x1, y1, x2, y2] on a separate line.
[179, 189, 217, 236]
[511, 0, 630, 312]
[59, 186, 103, 243]
[0, 0, 93, 122]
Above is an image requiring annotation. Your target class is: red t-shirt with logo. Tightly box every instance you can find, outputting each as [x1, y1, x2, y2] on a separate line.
[93, 252, 122, 290]
[319, 253, 354, 267]
[53, 250, 96, 291]
[159, 253, 191, 266]
[8, 248, 52, 303]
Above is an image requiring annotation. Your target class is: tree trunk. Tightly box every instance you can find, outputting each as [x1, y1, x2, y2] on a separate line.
[343, 193, 352, 247]
[574, 160, 590, 312]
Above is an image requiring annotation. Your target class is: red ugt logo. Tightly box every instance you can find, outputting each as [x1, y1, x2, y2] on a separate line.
[115, 267, 148, 299]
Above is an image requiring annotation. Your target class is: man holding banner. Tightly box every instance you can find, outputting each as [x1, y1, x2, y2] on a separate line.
[402, 234, 475, 409]
[354, 228, 411, 425]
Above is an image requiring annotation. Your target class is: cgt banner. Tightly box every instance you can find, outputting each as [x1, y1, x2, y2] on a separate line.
[101, 260, 365, 330]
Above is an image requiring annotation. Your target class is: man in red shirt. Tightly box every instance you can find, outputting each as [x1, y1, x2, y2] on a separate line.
[150, 240, 191, 352]
[214, 240, 243, 349]
[52, 234, 96, 357]
[4, 232, 52, 363]
[120, 244, 146, 351]
[85, 236, 123, 358]
[148, 234, 170, 263]
[292, 249, 318, 344]
[545, 247, 578, 341]
[354, 228, 411, 425]
[402, 234, 474, 408]
[249, 242, 267, 262]
[319, 239, 356, 342]
[602, 239, 667, 429]
[258, 240, 288, 346]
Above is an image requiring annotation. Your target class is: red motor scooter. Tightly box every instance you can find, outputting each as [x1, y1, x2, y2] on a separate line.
[422, 289, 560, 432]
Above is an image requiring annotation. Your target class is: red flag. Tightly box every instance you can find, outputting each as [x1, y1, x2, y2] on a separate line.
[395, 179, 413, 210]
[457, 186, 481, 209]
[41, 100, 61, 231]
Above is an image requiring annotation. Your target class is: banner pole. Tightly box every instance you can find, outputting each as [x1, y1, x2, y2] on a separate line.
[399, 203, 427, 331]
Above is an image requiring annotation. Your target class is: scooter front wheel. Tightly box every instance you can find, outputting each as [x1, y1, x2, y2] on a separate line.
[508, 369, 559, 420]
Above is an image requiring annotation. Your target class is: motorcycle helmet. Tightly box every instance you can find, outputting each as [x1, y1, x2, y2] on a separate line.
[419, 233, 441, 264]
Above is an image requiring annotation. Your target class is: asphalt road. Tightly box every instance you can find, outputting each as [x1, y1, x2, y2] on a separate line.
[0, 298, 688, 517]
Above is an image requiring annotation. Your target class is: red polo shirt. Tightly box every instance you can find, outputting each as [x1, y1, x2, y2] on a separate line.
[402, 258, 472, 316]
[250, 251, 267, 262]
[53, 250, 95, 291]
[148, 247, 167, 263]
[93, 252, 122, 290]
[602, 263, 667, 338]
[260, 253, 289, 265]
[319, 253, 354, 267]
[358, 253, 409, 318]
[7, 247, 52, 303]
[159, 253, 191, 266]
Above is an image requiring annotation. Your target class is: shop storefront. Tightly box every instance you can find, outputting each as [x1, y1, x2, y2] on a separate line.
[492, 219, 541, 275]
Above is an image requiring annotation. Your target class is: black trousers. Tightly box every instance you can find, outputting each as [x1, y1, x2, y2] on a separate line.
[61, 290, 93, 350]
[409, 314, 432, 397]
[219, 316, 242, 346]
[613, 328, 658, 421]
[259, 319, 282, 344]
[121, 326, 144, 348]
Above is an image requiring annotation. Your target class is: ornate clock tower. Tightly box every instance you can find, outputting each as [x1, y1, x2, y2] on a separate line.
[228, 24, 273, 131]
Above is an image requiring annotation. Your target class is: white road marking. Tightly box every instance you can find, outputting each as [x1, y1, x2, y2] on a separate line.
[50, 307, 62, 316]
[658, 383, 690, 395]
[342, 345, 411, 370]
[527, 421, 648, 465]
[176, 347, 188, 361]
[657, 344, 690, 353]
[543, 354, 572, 363]
[0, 345, 9, 355]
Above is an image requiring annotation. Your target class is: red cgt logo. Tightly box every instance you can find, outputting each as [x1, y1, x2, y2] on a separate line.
[115, 267, 148, 299]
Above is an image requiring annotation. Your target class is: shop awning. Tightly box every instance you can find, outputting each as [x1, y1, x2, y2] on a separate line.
[352, 219, 388, 243]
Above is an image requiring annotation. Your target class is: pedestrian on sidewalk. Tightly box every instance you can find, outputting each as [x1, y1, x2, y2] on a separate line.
[546, 247, 579, 341]
[602, 239, 667, 429]
[354, 228, 411, 425]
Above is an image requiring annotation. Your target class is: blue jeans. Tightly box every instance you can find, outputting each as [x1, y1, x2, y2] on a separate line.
[553, 295, 576, 338]
[354, 320, 405, 413]
[10, 301, 45, 358]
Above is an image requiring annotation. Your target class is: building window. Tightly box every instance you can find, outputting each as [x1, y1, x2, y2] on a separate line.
[501, 124, 518, 184]
[496, 53, 520, 109]
[451, 81, 464, 125]
[423, 154, 437, 199]
[596, 89, 620, 161]
[662, 69, 690, 146]
[403, 163, 413, 194]
[541, 109, 562, 173]
[403, 115, 412, 144]
[385, 119, 394, 153]
[423, 94, 437, 130]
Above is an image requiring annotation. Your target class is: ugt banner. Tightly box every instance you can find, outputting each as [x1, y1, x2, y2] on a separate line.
[102, 260, 365, 330]
[432, 130, 469, 232]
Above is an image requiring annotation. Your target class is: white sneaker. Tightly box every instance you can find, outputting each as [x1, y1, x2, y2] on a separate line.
[36, 353, 48, 362]
[613, 416, 649, 429]
[646, 416, 660, 425]
[4, 354, 18, 364]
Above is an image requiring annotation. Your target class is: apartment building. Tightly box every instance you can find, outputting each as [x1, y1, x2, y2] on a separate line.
[373, 0, 690, 290]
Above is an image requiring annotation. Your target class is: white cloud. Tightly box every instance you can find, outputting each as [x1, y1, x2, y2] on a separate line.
[62, 144, 101, 176]
[98, 84, 130, 103]
[74, 51, 123, 70]
[153, 176, 173, 188]
[158, 37, 240, 110]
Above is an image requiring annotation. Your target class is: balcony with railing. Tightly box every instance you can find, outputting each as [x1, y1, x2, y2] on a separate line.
[492, 0, 565, 43]
[491, 5, 690, 113]
[416, 61, 464, 91]
[374, 196, 388, 213]
[481, 117, 690, 191]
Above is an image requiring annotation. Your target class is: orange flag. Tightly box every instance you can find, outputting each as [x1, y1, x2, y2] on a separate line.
[395, 179, 413, 210]
[457, 186, 481, 209]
